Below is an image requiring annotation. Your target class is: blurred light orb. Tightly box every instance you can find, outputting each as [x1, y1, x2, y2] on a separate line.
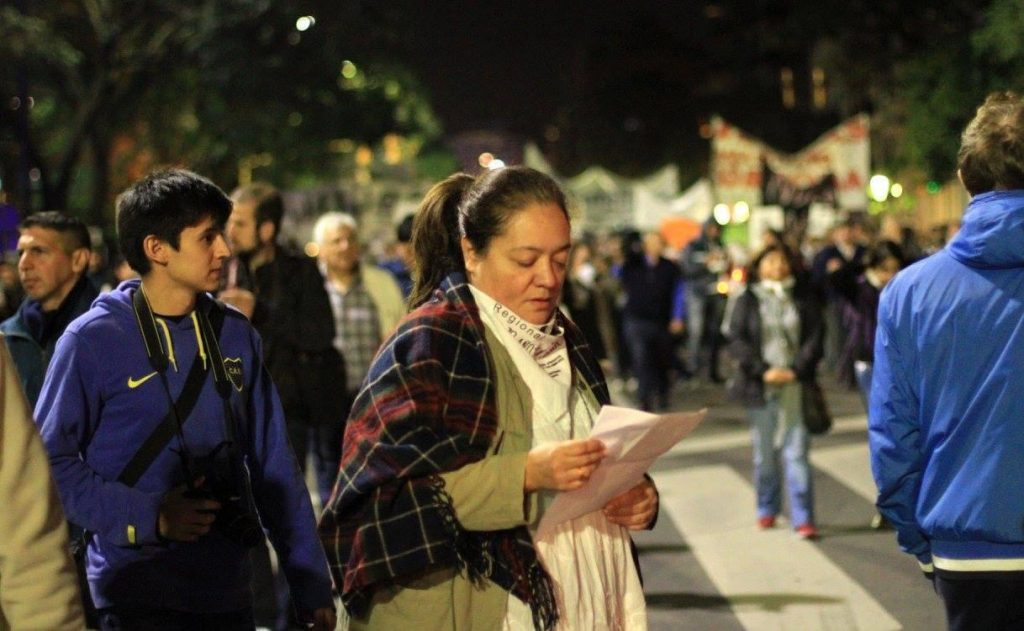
[869, 174, 891, 202]
[296, 16, 315, 31]
[733, 201, 750, 223]
[304, 242, 320, 258]
[478, 152, 494, 168]
[341, 61, 358, 80]
[890, 183, 904, 198]
[487, 159, 506, 170]
[713, 203, 730, 225]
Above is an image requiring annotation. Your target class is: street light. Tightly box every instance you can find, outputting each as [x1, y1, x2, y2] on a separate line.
[869, 174, 891, 203]
[713, 203, 730, 225]
[733, 201, 750, 223]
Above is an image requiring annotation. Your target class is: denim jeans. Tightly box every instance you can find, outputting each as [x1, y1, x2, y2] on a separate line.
[749, 393, 814, 527]
[622, 317, 672, 411]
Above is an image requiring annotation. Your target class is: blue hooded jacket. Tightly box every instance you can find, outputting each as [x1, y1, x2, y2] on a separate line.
[34, 279, 333, 613]
[870, 190, 1024, 574]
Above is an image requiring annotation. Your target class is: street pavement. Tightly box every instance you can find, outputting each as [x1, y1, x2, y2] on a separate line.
[625, 373, 946, 631]
[258, 371, 945, 630]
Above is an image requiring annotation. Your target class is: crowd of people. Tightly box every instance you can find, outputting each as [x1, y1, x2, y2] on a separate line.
[0, 90, 1018, 631]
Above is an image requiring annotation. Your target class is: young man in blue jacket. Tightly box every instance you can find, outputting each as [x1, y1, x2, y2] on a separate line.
[869, 91, 1024, 630]
[34, 169, 335, 630]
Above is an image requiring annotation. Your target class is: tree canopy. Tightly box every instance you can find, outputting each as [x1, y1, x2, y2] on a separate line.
[0, 0, 443, 223]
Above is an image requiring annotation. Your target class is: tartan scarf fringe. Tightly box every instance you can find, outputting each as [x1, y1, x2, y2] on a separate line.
[431, 476, 559, 631]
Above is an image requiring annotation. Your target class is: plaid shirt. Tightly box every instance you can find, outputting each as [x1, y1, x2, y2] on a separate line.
[324, 274, 382, 393]
[318, 272, 609, 630]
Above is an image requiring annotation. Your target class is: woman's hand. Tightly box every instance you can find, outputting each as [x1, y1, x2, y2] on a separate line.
[603, 478, 659, 530]
[525, 438, 606, 492]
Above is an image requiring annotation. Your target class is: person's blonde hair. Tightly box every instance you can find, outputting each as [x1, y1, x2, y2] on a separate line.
[958, 91, 1024, 196]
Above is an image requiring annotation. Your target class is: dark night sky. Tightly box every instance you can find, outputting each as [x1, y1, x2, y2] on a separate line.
[395, 1, 844, 176]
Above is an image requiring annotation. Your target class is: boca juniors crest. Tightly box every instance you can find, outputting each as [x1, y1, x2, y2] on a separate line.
[224, 357, 244, 392]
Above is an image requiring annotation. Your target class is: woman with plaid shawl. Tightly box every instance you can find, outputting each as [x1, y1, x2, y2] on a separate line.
[319, 167, 657, 630]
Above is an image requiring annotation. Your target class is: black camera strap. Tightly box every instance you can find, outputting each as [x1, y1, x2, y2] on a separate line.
[194, 302, 260, 514]
[118, 286, 227, 488]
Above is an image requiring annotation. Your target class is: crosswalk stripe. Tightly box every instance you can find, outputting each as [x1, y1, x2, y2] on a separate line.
[666, 414, 868, 457]
[810, 442, 878, 504]
[653, 465, 901, 630]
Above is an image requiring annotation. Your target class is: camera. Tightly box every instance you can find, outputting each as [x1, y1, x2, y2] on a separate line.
[186, 443, 265, 548]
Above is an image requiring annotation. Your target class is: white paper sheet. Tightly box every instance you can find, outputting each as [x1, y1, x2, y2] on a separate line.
[537, 406, 708, 534]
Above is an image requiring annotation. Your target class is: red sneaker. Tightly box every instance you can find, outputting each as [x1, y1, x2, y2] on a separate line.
[757, 516, 776, 530]
[796, 524, 819, 540]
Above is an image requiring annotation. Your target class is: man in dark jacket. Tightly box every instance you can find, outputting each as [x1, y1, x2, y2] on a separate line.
[681, 218, 729, 382]
[811, 217, 865, 385]
[618, 231, 684, 411]
[0, 211, 97, 405]
[219, 183, 346, 503]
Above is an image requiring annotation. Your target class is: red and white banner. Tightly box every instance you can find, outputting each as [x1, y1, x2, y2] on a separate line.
[711, 114, 870, 210]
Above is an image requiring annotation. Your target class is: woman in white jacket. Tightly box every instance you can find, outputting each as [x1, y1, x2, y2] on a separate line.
[0, 336, 83, 630]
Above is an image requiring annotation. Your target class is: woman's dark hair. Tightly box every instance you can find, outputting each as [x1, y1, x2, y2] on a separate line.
[747, 244, 795, 283]
[408, 166, 569, 308]
[958, 91, 1024, 196]
[863, 239, 905, 270]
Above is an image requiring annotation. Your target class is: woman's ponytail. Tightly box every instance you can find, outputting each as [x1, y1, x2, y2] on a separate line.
[408, 173, 474, 308]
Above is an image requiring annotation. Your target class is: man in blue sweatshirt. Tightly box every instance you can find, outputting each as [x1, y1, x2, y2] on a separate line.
[34, 169, 335, 630]
[869, 91, 1024, 630]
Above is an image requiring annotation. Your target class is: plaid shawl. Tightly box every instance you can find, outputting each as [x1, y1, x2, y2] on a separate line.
[318, 272, 609, 630]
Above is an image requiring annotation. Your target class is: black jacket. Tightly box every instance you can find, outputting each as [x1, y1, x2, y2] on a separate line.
[242, 247, 347, 425]
[726, 282, 824, 407]
[619, 256, 681, 325]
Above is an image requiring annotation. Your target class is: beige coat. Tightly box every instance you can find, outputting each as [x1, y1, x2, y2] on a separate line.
[362, 265, 406, 337]
[348, 328, 551, 630]
[0, 337, 83, 630]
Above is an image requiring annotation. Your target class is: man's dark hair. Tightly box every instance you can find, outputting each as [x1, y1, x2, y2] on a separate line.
[396, 213, 414, 244]
[20, 211, 91, 254]
[116, 169, 232, 275]
[231, 182, 284, 235]
[864, 239, 905, 270]
[958, 91, 1024, 196]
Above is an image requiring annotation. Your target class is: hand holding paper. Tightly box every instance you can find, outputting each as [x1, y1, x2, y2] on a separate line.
[524, 438, 606, 492]
[536, 406, 707, 534]
[602, 477, 659, 530]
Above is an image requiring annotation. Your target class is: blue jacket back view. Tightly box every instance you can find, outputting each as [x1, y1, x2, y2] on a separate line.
[870, 190, 1024, 574]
